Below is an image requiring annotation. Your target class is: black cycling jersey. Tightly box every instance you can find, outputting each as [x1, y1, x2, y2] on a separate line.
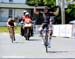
[41, 11, 54, 24]
[8, 20, 14, 26]
[42, 13, 50, 24]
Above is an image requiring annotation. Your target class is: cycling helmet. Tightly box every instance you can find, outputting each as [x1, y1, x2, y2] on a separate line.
[25, 12, 30, 16]
[23, 10, 27, 13]
[23, 10, 27, 15]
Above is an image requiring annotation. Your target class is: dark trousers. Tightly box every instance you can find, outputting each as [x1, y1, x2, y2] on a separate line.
[21, 25, 24, 36]
[21, 25, 33, 36]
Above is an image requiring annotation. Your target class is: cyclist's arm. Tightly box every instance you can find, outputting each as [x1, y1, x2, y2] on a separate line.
[14, 22, 16, 26]
[14, 22, 17, 29]
[7, 18, 11, 27]
[49, 7, 59, 16]
[7, 22, 10, 27]
[19, 17, 22, 22]
[53, 7, 59, 16]
[34, 5, 40, 15]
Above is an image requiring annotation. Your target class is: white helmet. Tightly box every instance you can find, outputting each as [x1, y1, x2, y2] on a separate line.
[23, 10, 27, 13]
[25, 12, 30, 16]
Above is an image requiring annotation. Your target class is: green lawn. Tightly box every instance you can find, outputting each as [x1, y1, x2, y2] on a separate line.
[0, 26, 20, 33]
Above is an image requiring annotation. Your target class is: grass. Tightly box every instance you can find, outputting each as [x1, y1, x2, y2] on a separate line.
[0, 26, 20, 33]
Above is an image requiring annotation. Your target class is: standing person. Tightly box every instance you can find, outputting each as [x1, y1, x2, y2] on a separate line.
[7, 17, 16, 43]
[34, 5, 59, 48]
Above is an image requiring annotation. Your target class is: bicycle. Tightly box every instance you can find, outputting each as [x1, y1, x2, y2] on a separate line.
[8, 26, 15, 43]
[44, 27, 49, 53]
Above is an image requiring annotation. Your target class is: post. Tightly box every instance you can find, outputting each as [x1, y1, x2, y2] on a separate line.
[60, 0, 65, 24]
[13, 9, 15, 18]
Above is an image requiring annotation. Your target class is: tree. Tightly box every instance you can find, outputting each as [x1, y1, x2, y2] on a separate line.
[26, 0, 55, 7]
[26, 0, 75, 24]
[65, 4, 75, 23]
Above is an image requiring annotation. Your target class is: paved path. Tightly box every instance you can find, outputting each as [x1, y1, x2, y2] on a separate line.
[0, 33, 75, 58]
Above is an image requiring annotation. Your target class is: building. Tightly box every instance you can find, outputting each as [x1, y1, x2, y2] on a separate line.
[0, 0, 26, 22]
[0, 0, 45, 22]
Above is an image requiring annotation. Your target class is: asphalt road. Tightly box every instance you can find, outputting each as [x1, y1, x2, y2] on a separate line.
[0, 33, 75, 58]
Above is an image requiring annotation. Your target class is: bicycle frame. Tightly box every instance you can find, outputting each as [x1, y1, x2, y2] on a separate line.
[8, 26, 15, 43]
[44, 27, 49, 53]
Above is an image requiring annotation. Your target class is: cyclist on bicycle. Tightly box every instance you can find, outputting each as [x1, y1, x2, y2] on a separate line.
[7, 17, 16, 42]
[19, 11, 33, 36]
[19, 10, 27, 36]
[34, 5, 59, 48]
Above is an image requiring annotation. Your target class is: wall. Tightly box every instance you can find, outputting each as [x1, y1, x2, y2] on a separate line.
[0, 9, 28, 21]
[13, 0, 26, 3]
[14, 9, 25, 17]
[0, 9, 8, 21]
[0, 0, 26, 3]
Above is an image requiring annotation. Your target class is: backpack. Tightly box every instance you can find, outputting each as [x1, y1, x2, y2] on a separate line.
[22, 16, 31, 24]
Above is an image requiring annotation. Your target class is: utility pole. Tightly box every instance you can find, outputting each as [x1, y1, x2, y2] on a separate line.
[60, 0, 65, 24]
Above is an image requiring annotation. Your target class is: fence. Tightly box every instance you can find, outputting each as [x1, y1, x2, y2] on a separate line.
[0, 23, 75, 38]
[35, 24, 75, 38]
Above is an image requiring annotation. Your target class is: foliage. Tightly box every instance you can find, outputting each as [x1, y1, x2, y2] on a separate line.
[26, 0, 55, 7]
[26, 0, 75, 24]
[0, 26, 20, 33]
[65, 4, 75, 23]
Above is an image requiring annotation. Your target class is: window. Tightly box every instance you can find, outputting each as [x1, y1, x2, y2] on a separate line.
[9, 0, 13, 3]
[9, 9, 13, 18]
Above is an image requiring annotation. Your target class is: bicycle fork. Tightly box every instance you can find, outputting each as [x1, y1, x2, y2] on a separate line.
[44, 29, 49, 53]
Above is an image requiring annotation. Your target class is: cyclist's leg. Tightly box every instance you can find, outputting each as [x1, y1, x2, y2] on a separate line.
[8, 26, 12, 39]
[12, 27, 15, 41]
[39, 23, 46, 44]
[48, 30, 52, 39]
[39, 24, 44, 37]
[8, 27, 14, 41]
[48, 31, 51, 48]
[48, 26, 53, 48]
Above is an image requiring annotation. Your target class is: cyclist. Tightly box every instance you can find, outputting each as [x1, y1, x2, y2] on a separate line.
[34, 5, 59, 48]
[19, 10, 27, 36]
[7, 17, 16, 42]
[19, 11, 33, 36]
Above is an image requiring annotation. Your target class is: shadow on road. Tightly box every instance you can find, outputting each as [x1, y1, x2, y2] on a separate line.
[29, 39, 41, 41]
[14, 42, 25, 43]
[12, 39, 40, 43]
[48, 51, 68, 53]
[13, 41, 26, 44]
